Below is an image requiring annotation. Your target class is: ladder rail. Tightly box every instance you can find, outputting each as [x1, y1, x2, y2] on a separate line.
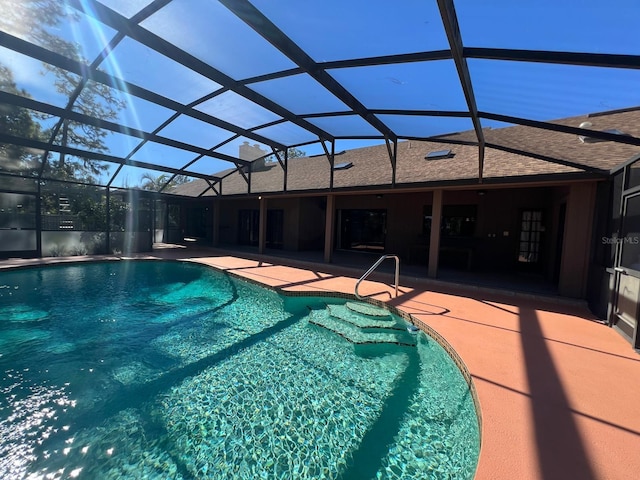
[355, 254, 400, 299]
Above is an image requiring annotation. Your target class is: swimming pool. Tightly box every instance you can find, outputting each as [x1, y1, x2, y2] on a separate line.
[0, 260, 480, 479]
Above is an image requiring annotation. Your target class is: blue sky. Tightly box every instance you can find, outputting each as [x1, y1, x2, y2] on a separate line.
[2, 0, 639, 187]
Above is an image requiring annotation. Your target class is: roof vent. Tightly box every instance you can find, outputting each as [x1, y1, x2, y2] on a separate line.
[579, 128, 629, 144]
[425, 149, 453, 160]
[333, 161, 353, 170]
[603, 128, 627, 135]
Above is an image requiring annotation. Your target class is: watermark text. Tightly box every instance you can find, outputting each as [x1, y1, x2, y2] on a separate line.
[602, 235, 640, 245]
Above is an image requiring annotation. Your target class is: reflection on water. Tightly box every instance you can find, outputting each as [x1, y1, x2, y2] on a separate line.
[0, 261, 480, 479]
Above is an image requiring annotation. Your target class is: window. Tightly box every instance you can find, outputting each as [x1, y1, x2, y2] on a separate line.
[238, 209, 284, 248]
[442, 205, 476, 237]
[518, 210, 544, 263]
[423, 205, 432, 236]
[338, 209, 386, 252]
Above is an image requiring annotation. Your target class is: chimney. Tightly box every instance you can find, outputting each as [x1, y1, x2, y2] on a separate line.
[239, 141, 271, 171]
[239, 141, 267, 161]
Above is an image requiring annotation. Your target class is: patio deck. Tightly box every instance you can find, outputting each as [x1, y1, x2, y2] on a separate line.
[1, 245, 638, 480]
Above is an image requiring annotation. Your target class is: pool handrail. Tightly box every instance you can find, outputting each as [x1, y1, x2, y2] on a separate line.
[355, 254, 399, 299]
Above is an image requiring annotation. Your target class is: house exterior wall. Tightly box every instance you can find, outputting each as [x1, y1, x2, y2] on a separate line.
[558, 182, 597, 297]
[331, 187, 560, 275]
[333, 192, 432, 258]
[209, 180, 600, 301]
[216, 197, 307, 251]
[462, 187, 557, 273]
[217, 198, 258, 245]
[265, 197, 299, 251]
[298, 197, 326, 251]
[385, 192, 433, 256]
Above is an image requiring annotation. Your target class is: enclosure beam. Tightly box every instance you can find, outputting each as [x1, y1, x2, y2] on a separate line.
[219, 0, 396, 142]
[284, 149, 288, 192]
[0, 30, 287, 153]
[35, 183, 42, 257]
[437, 0, 486, 181]
[384, 137, 397, 187]
[69, 0, 334, 144]
[481, 112, 640, 147]
[486, 143, 608, 174]
[465, 47, 640, 70]
[321, 140, 336, 191]
[0, 132, 221, 183]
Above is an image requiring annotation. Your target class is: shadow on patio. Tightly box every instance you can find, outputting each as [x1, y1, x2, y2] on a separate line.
[21, 243, 635, 480]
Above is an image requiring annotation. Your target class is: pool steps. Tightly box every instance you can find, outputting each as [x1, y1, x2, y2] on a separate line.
[307, 303, 417, 348]
[344, 301, 392, 318]
[326, 305, 405, 331]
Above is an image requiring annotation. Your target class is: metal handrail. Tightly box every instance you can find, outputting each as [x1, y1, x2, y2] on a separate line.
[355, 254, 400, 299]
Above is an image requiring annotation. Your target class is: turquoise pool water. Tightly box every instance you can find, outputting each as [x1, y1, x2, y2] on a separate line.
[0, 261, 479, 479]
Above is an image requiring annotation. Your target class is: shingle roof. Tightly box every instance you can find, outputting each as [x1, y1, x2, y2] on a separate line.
[485, 109, 640, 171]
[172, 109, 640, 197]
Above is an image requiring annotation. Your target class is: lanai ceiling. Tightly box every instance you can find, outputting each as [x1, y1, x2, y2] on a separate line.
[1, 0, 639, 196]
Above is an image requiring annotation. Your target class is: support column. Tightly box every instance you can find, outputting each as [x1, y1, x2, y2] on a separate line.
[35, 182, 42, 257]
[558, 182, 596, 298]
[258, 196, 267, 254]
[106, 188, 111, 254]
[212, 200, 220, 247]
[428, 189, 443, 278]
[324, 194, 335, 263]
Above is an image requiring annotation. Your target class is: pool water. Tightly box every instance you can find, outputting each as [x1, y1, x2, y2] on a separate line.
[0, 261, 479, 479]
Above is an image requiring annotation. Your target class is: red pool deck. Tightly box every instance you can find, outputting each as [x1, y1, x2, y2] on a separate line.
[2, 248, 639, 480]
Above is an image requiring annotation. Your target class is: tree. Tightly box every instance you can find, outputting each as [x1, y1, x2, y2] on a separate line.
[1, 1, 126, 184]
[267, 146, 305, 162]
[259, 146, 306, 168]
[140, 173, 190, 192]
[0, 65, 48, 174]
[0, 1, 71, 48]
[44, 65, 126, 174]
[286, 147, 306, 159]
